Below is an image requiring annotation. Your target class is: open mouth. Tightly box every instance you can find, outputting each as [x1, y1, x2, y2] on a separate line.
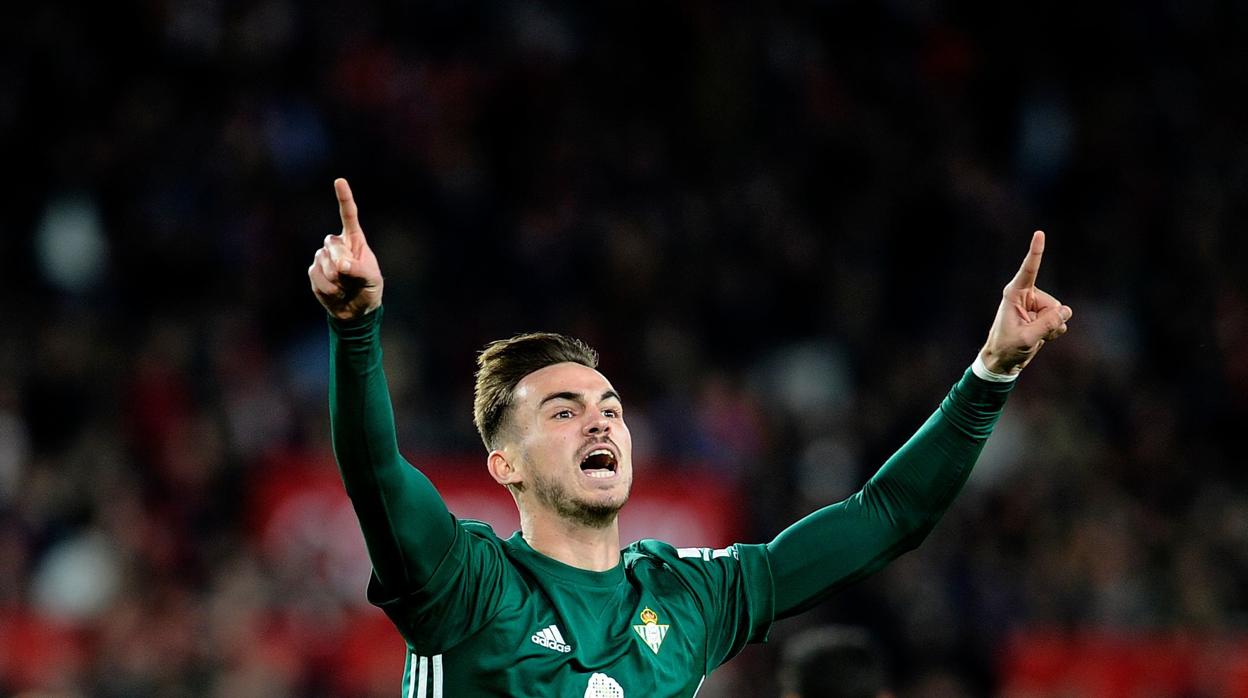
[579, 448, 618, 479]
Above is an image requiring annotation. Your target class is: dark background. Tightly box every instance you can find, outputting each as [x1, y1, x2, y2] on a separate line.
[2, 1, 1247, 695]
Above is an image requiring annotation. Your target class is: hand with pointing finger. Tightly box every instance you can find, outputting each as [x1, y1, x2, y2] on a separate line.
[979, 231, 1073, 376]
[309, 178, 384, 321]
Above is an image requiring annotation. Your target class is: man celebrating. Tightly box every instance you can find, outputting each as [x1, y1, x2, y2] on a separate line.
[308, 178, 1071, 697]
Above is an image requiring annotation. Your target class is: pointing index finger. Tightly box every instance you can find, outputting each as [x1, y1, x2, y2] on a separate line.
[1010, 230, 1045, 289]
[334, 178, 365, 247]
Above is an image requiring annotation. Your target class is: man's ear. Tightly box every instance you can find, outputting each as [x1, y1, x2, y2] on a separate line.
[487, 448, 521, 487]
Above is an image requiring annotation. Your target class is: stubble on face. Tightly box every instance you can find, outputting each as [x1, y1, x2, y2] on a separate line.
[523, 452, 629, 529]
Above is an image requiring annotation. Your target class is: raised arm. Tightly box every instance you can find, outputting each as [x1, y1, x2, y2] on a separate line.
[767, 231, 1073, 618]
[309, 179, 455, 594]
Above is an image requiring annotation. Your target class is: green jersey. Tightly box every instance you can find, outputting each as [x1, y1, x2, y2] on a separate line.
[381, 527, 771, 697]
[327, 309, 1013, 697]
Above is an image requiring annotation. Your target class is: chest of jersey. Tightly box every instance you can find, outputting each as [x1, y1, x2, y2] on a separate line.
[407, 568, 707, 697]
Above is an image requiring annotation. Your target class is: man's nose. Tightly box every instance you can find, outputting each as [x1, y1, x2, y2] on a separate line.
[584, 415, 610, 435]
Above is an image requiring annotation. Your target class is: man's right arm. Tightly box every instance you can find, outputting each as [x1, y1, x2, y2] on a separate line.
[311, 178, 455, 595]
[329, 306, 455, 593]
[315, 182, 512, 650]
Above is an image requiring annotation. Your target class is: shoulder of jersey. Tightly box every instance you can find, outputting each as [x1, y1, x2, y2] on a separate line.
[624, 539, 741, 566]
[622, 538, 676, 564]
[457, 518, 504, 543]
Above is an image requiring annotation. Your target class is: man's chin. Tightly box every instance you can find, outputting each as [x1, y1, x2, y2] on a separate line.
[561, 493, 628, 529]
[530, 472, 631, 529]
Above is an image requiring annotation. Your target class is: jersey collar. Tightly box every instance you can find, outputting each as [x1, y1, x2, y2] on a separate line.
[505, 532, 627, 589]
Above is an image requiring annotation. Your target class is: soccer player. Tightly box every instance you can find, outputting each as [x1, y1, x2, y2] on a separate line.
[308, 178, 1072, 697]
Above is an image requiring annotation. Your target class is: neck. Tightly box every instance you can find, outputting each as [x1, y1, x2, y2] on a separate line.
[519, 507, 621, 572]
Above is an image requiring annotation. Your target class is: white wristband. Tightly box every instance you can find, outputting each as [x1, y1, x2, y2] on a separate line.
[971, 354, 1018, 383]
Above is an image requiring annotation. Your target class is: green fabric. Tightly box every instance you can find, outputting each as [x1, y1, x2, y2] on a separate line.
[329, 307, 455, 592]
[328, 308, 1012, 696]
[766, 369, 1013, 618]
[330, 310, 772, 697]
[376, 527, 773, 697]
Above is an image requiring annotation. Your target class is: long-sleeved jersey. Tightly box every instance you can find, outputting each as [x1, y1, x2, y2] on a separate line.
[328, 308, 1013, 697]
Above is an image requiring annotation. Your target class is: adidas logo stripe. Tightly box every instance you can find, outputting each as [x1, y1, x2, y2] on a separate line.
[530, 624, 572, 653]
[407, 653, 443, 698]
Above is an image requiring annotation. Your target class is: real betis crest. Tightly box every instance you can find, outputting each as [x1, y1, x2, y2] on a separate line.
[632, 607, 670, 655]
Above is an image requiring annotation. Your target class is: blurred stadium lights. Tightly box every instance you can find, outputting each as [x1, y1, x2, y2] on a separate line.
[35, 193, 109, 294]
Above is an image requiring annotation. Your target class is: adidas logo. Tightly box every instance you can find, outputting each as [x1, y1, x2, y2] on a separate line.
[531, 624, 572, 653]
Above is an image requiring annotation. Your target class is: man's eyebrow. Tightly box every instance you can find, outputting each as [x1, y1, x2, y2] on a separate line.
[538, 390, 623, 407]
[539, 391, 584, 407]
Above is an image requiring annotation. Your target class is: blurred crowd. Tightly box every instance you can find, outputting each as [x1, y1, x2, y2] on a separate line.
[2, 1, 1247, 696]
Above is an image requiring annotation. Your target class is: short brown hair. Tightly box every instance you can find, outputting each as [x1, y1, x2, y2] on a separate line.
[473, 332, 599, 450]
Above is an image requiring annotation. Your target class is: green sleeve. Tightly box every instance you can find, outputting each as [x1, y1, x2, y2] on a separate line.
[370, 522, 513, 654]
[699, 543, 774, 671]
[766, 368, 1014, 618]
[328, 306, 456, 595]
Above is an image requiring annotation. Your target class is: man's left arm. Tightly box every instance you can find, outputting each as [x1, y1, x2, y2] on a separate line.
[767, 231, 1073, 618]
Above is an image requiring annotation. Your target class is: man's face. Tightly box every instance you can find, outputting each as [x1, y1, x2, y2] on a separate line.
[504, 362, 633, 527]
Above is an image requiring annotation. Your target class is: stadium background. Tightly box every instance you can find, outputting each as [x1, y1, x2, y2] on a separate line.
[3, 1, 1247, 695]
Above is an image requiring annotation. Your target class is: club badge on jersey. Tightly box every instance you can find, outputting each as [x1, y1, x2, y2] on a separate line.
[632, 607, 670, 655]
